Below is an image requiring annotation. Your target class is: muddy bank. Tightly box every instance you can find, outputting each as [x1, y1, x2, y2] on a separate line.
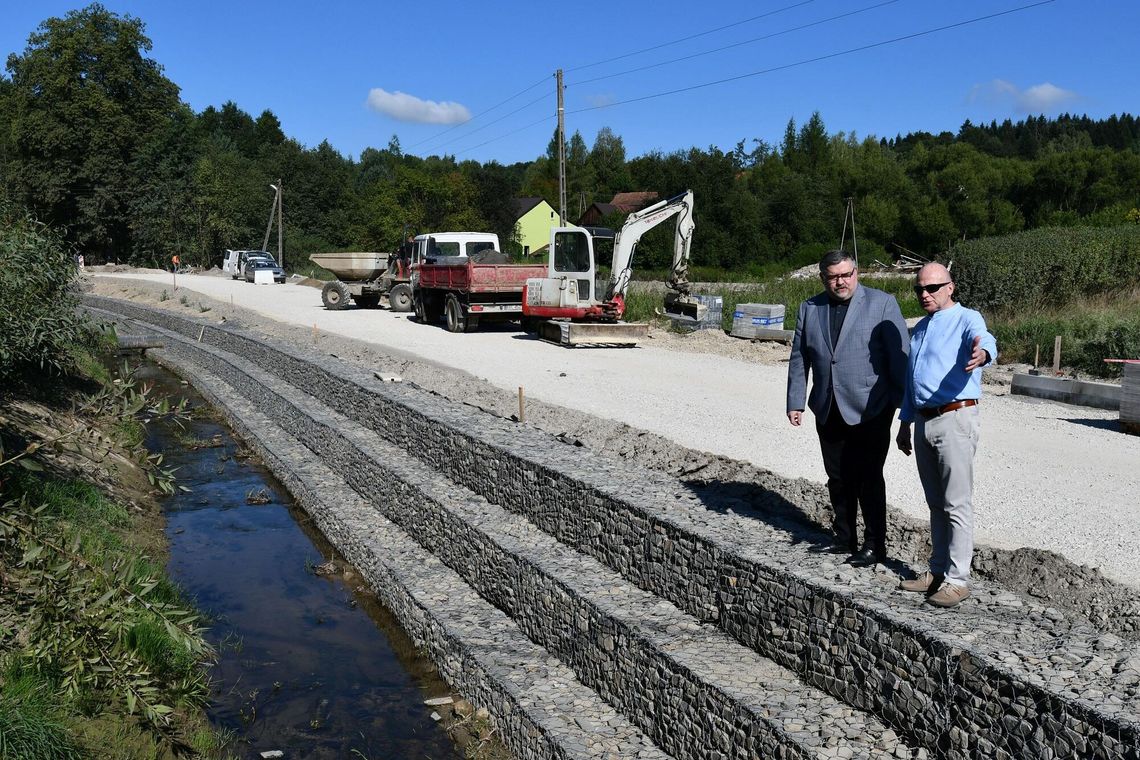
[83, 277, 1140, 640]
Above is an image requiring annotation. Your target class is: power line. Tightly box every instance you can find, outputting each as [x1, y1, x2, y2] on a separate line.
[570, 0, 900, 88]
[452, 114, 556, 158]
[417, 2, 820, 153]
[567, 1, 1055, 117]
[427, 90, 551, 153]
[405, 74, 550, 151]
[565, 0, 817, 74]
[438, 1, 1051, 161]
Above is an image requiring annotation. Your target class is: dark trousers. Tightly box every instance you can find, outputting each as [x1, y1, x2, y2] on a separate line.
[816, 400, 893, 552]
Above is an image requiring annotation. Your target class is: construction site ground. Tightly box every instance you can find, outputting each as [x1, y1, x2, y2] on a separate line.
[86, 268, 1140, 638]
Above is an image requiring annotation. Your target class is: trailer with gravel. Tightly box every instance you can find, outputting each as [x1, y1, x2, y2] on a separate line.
[309, 243, 414, 312]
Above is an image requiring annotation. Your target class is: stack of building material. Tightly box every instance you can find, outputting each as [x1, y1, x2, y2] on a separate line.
[1122, 362, 1140, 433]
[730, 303, 786, 339]
[665, 294, 723, 332]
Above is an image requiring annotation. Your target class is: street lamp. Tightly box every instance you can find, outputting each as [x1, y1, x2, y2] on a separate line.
[262, 182, 282, 268]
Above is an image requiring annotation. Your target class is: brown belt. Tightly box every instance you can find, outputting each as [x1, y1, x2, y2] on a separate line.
[917, 399, 979, 420]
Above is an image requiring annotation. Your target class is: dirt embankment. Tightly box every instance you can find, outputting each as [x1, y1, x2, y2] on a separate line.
[83, 275, 1140, 640]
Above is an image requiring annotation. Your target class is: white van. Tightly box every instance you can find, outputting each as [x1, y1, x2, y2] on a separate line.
[223, 249, 275, 280]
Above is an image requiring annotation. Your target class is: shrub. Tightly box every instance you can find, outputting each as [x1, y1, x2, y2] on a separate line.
[950, 225, 1140, 313]
[0, 204, 89, 387]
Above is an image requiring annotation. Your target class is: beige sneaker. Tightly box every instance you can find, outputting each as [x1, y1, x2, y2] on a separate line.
[926, 582, 970, 608]
[898, 571, 942, 594]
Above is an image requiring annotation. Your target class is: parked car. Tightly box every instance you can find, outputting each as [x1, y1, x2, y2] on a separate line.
[239, 251, 277, 279]
[244, 258, 285, 284]
[224, 249, 274, 279]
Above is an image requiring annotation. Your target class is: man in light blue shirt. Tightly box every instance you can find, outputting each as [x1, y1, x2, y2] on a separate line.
[896, 263, 998, 608]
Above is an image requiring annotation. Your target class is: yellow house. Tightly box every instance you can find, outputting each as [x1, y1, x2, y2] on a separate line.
[513, 198, 572, 257]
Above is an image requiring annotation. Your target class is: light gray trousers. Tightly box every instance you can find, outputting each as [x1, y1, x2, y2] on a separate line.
[914, 405, 980, 587]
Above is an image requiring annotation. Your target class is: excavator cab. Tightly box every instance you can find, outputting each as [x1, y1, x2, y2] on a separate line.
[550, 229, 595, 306]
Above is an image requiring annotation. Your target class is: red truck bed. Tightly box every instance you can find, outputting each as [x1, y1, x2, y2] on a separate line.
[417, 259, 547, 296]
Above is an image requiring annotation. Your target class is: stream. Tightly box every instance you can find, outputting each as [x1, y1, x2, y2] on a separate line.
[136, 361, 465, 759]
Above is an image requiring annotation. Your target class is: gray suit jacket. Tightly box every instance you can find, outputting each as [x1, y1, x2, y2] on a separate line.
[786, 284, 909, 425]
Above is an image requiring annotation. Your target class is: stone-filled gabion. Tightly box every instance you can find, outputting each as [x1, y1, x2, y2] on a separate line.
[85, 297, 1140, 760]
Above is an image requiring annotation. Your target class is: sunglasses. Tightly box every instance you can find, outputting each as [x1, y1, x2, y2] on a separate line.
[914, 281, 951, 296]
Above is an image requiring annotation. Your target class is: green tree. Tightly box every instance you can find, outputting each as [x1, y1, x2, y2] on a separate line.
[4, 3, 182, 261]
[588, 127, 631, 199]
[566, 131, 594, 218]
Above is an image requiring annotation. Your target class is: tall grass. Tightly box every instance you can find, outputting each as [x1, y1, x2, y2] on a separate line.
[990, 289, 1140, 378]
[0, 664, 83, 760]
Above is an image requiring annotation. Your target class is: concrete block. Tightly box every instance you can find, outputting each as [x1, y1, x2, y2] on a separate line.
[1010, 373, 1120, 411]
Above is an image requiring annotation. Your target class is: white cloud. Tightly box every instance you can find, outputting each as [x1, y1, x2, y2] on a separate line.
[1019, 82, 1078, 112]
[967, 79, 1079, 114]
[365, 88, 471, 124]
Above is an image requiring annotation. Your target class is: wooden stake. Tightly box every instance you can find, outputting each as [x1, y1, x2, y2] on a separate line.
[312, 323, 318, 342]
[1034, 344, 1040, 368]
[1053, 335, 1062, 375]
[518, 386, 525, 423]
[197, 325, 204, 342]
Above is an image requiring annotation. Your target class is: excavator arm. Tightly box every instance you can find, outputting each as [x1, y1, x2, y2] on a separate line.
[605, 189, 705, 321]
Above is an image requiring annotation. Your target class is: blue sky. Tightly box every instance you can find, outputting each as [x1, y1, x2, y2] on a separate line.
[4, 1, 1136, 165]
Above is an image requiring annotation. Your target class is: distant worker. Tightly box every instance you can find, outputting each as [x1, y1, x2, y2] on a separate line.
[171, 254, 180, 271]
[896, 262, 997, 608]
[786, 249, 909, 566]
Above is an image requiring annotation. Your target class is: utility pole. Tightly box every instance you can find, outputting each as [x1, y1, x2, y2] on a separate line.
[839, 197, 858, 266]
[556, 69, 567, 226]
[275, 178, 284, 267]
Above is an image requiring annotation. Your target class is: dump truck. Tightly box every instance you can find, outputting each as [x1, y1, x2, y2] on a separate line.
[308, 240, 414, 311]
[522, 189, 702, 346]
[409, 232, 546, 332]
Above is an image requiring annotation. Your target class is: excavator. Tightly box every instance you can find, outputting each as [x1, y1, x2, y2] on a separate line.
[521, 189, 705, 346]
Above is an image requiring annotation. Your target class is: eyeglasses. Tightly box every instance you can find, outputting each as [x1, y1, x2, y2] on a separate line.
[913, 282, 951, 296]
[823, 268, 856, 284]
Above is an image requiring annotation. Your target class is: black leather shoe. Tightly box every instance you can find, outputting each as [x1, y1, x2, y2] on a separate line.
[812, 543, 854, 555]
[845, 546, 886, 566]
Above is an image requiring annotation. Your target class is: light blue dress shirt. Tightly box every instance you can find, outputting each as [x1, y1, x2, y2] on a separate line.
[900, 303, 998, 423]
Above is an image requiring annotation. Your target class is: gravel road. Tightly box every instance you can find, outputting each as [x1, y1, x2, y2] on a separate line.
[92, 271, 1140, 587]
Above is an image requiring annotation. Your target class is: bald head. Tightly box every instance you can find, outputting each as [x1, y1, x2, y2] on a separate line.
[918, 262, 951, 282]
[914, 262, 956, 313]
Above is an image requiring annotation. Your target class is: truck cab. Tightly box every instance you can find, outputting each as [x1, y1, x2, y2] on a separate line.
[409, 231, 500, 291]
[410, 232, 500, 267]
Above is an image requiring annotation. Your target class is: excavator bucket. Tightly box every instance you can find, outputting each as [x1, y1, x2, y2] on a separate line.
[662, 292, 707, 322]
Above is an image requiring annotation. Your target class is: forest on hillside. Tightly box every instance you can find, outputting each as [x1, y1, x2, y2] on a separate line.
[3, 4, 1140, 273]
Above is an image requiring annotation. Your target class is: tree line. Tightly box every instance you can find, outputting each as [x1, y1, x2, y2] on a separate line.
[2, 4, 1139, 274]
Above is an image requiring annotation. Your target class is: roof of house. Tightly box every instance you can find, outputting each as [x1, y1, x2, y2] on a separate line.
[609, 191, 659, 212]
[513, 197, 547, 217]
[584, 202, 620, 217]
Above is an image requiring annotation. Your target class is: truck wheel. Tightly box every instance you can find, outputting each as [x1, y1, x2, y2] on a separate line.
[354, 294, 380, 309]
[413, 292, 425, 321]
[444, 294, 466, 333]
[321, 281, 351, 310]
[388, 284, 413, 312]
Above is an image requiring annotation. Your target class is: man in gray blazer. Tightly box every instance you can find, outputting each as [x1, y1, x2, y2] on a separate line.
[786, 250, 909, 565]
